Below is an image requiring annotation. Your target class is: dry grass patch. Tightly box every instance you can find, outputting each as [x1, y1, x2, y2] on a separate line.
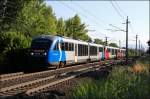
[129, 63, 148, 73]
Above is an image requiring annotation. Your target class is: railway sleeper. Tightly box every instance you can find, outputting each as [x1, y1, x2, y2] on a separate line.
[0, 75, 55, 93]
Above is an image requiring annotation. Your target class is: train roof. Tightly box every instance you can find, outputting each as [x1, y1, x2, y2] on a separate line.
[89, 43, 104, 47]
[120, 48, 126, 50]
[32, 35, 125, 51]
[32, 35, 58, 41]
[32, 35, 88, 44]
[106, 46, 119, 49]
[62, 37, 88, 45]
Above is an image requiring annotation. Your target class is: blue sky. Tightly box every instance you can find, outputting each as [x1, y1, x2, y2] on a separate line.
[45, 1, 149, 50]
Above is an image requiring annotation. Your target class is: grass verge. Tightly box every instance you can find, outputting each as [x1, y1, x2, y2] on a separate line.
[72, 57, 150, 99]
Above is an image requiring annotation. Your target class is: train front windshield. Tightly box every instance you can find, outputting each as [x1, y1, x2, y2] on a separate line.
[30, 39, 52, 65]
[31, 39, 52, 50]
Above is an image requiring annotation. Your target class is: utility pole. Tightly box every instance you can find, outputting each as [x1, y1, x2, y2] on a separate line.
[119, 40, 121, 48]
[139, 40, 140, 56]
[148, 40, 150, 54]
[125, 16, 129, 64]
[105, 37, 108, 46]
[136, 35, 138, 56]
[107, 16, 129, 64]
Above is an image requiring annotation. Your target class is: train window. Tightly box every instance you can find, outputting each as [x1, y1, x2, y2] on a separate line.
[90, 46, 97, 55]
[65, 42, 74, 51]
[81, 45, 84, 56]
[83, 45, 85, 56]
[78, 44, 88, 56]
[65, 42, 68, 51]
[61, 43, 65, 50]
[107, 48, 111, 52]
[99, 47, 103, 52]
[54, 42, 59, 50]
[114, 49, 117, 54]
[112, 49, 115, 55]
[82, 45, 84, 55]
[68, 43, 71, 51]
[31, 39, 52, 49]
[84, 45, 87, 56]
[72, 43, 74, 51]
[78, 44, 81, 56]
[71, 43, 74, 51]
[86, 46, 88, 55]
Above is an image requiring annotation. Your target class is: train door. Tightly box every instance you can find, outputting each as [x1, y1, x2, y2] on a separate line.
[75, 44, 77, 62]
[65, 42, 75, 64]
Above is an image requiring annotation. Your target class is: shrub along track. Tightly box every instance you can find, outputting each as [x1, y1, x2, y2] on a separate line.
[0, 59, 129, 98]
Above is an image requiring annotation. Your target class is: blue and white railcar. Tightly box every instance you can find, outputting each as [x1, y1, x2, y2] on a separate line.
[30, 35, 90, 68]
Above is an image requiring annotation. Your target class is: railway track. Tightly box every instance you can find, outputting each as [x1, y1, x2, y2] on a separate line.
[0, 72, 24, 79]
[0, 59, 126, 97]
[0, 62, 102, 88]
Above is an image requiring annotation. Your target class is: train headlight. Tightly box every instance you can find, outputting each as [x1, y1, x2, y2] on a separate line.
[30, 52, 34, 55]
[43, 52, 47, 56]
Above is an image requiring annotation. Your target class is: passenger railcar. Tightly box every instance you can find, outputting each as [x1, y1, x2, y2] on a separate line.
[29, 35, 125, 69]
[105, 46, 119, 59]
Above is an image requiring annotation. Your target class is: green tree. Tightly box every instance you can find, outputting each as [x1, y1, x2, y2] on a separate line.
[94, 38, 105, 45]
[65, 14, 89, 41]
[0, 0, 29, 32]
[109, 43, 118, 47]
[56, 18, 65, 36]
[13, 0, 57, 37]
[0, 32, 30, 53]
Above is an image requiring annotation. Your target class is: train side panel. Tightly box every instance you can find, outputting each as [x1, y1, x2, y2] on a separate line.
[48, 37, 66, 65]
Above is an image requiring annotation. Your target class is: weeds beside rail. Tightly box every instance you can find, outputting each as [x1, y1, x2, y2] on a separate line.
[72, 57, 150, 99]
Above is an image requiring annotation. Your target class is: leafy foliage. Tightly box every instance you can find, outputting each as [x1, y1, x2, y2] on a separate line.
[56, 18, 65, 36]
[128, 49, 137, 57]
[0, 32, 30, 54]
[0, 0, 29, 32]
[0, 32, 30, 65]
[94, 38, 105, 45]
[15, 0, 57, 37]
[109, 42, 118, 47]
[65, 14, 90, 41]
[72, 57, 150, 99]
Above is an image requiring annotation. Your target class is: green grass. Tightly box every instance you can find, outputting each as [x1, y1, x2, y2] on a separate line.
[72, 57, 150, 99]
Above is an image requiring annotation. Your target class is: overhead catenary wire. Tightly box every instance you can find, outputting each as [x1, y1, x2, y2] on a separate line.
[110, 1, 125, 21]
[129, 22, 135, 34]
[72, 2, 107, 28]
[109, 1, 139, 49]
[112, 0, 136, 36]
[113, 0, 127, 17]
[59, 1, 104, 28]
[71, 3, 106, 36]
[71, 2, 113, 39]
[112, 1, 136, 35]
[58, 1, 108, 39]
